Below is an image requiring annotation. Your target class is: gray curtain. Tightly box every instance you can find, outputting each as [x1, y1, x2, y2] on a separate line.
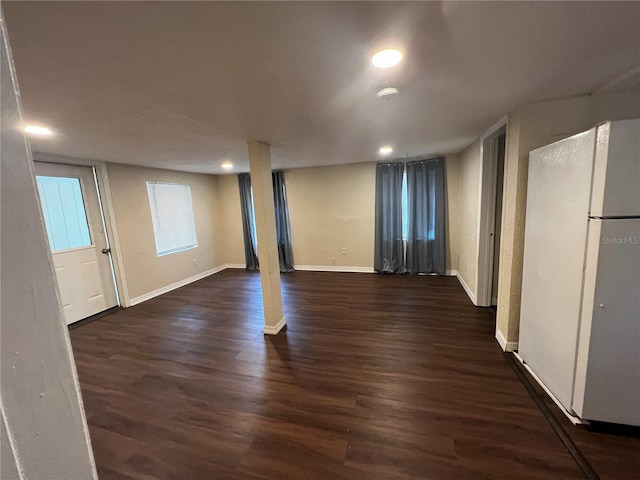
[238, 172, 294, 272]
[374, 162, 405, 273]
[272, 171, 294, 272]
[238, 173, 259, 270]
[405, 157, 446, 274]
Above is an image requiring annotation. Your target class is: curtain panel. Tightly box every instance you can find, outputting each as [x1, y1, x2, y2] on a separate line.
[238, 173, 259, 270]
[374, 157, 447, 275]
[406, 157, 446, 274]
[238, 172, 294, 272]
[272, 171, 295, 272]
[374, 162, 405, 273]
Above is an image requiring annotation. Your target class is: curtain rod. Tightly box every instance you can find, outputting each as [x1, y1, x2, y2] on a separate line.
[377, 154, 445, 163]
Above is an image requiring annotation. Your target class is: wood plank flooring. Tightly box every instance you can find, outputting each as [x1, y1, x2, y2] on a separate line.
[69, 270, 634, 479]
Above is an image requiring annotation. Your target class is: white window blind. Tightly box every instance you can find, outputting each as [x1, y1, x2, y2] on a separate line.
[146, 182, 198, 256]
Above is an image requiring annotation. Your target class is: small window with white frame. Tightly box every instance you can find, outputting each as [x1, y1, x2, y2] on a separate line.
[146, 181, 198, 256]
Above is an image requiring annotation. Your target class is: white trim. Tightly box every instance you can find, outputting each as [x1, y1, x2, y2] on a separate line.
[224, 263, 246, 269]
[146, 181, 198, 257]
[495, 328, 518, 352]
[294, 265, 375, 273]
[97, 163, 130, 306]
[513, 353, 588, 426]
[263, 316, 287, 335]
[476, 117, 508, 307]
[294, 266, 457, 275]
[495, 328, 507, 350]
[32, 154, 131, 307]
[129, 264, 227, 306]
[455, 271, 477, 305]
[1, 401, 25, 480]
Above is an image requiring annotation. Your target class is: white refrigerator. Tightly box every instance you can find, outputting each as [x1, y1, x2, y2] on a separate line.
[519, 119, 640, 426]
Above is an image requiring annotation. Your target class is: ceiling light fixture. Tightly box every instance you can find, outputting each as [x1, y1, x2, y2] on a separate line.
[377, 87, 399, 99]
[379, 146, 393, 156]
[371, 49, 403, 68]
[221, 161, 233, 169]
[24, 125, 53, 136]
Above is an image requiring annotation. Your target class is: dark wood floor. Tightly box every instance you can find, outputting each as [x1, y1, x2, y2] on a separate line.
[69, 270, 636, 479]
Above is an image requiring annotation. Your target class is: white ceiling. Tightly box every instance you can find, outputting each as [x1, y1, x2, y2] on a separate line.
[4, 1, 639, 174]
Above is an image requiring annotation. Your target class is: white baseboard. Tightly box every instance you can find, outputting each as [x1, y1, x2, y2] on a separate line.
[128, 264, 459, 307]
[495, 328, 518, 352]
[513, 352, 587, 425]
[294, 266, 458, 275]
[455, 271, 477, 305]
[129, 264, 229, 306]
[224, 263, 246, 269]
[264, 316, 287, 335]
[293, 265, 375, 274]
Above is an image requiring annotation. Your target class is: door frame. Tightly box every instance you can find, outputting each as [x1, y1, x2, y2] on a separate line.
[476, 117, 508, 307]
[34, 153, 131, 307]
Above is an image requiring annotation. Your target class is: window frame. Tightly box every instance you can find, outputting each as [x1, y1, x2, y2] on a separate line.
[146, 181, 198, 257]
[36, 175, 93, 252]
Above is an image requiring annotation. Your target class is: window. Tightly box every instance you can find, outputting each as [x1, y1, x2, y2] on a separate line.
[400, 167, 436, 242]
[146, 182, 198, 256]
[374, 158, 446, 274]
[36, 176, 92, 251]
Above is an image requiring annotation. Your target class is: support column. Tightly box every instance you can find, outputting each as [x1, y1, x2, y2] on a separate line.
[248, 141, 286, 335]
[1, 16, 97, 479]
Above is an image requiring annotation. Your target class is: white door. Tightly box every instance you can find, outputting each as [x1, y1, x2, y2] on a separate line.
[35, 162, 118, 324]
[573, 218, 640, 425]
[518, 128, 597, 412]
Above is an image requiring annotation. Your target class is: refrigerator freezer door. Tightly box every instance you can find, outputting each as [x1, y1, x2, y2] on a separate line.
[573, 218, 640, 426]
[519, 128, 597, 412]
[590, 119, 640, 218]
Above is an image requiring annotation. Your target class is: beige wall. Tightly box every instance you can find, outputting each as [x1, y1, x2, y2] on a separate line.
[444, 154, 460, 272]
[455, 140, 482, 298]
[107, 163, 222, 301]
[496, 87, 640, 348]
[286, 157, 460, 271]
[285, 162, 376, 269]
[214, 156, 460, 272]
[214, 174, 245, 265]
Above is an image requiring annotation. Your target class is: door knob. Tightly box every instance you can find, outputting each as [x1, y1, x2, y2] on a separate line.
[101, 248, 111, 254]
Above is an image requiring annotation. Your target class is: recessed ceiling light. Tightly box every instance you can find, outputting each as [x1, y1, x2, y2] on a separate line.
[379, 146, 393, 156]
[221, 161, 233, 169]
[371, 49, 403, 68]
[377, 87, 399, 99]
[24, 125, 53, 136]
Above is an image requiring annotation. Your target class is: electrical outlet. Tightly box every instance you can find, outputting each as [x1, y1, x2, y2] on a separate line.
[341, 248, 347, 255]
[192, 258, 197, 266]
[331, 257, 336, 265]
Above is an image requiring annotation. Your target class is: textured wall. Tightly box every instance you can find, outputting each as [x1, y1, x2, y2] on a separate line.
[496, 87, 640, 348]
[217, 158, 460, 271]
[106, 163, 221, 300]
[445, 154, 461, 273]
[214, 174, 245, 265]
[285, 162, 376, 269]
[455, 140, 482, 298]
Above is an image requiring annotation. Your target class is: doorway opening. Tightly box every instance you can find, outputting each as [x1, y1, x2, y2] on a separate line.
[490, 132, 506, 306]
[476, 119, 507, 307]
[35, 161, 120, 324]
